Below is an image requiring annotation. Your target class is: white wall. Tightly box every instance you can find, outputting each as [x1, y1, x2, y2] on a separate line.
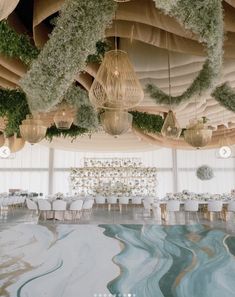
[0, 144, 234, 197]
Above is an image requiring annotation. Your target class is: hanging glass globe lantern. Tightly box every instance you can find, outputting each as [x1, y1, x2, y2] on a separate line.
[20, 115, 47, 144]
[53, 101, 74, 130]
[161, 110, 182, 139]
[7, 134, 25, 153]
[89, 50, 144, 110]
[100, 110, 133, 136]
[184, 118, 212, 148]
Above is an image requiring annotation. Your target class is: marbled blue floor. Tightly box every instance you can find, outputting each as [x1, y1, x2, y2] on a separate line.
[102, 224, 235, 297]
[0, 221, 235, 297]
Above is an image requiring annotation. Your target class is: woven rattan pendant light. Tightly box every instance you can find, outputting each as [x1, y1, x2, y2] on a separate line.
[184, 118, 212, 148]
[100, 110, 133, 136]
[89, 49, 144, 109]
[20, 114, 47, 144]
[53, 101, 74, 130]
[89, 10, 143, 110]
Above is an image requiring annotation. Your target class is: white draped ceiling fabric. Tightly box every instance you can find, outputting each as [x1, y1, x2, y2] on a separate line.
[1, 0, 235, 151]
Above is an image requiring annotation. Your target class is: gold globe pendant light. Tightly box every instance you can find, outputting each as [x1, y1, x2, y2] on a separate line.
[89, 49, 144, 109]
[100, 110, 133, 136]
[7, 134, 25, 153]
[53, 101, 74, 130]
[20, 114, 47, 144]
[161, 34, 182, 140]
[184, 118, 212, 148]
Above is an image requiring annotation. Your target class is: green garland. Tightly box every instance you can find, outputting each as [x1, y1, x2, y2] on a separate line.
[86, 40, 112, 64]
[63, 84, 99, 130]
[0, 20, 112, 67]
[0, 88, 90, 139]
[0, 88, 164, 139]
[0, 20, 110, 132]
[46, 124, 88, 141]
[212, 83, 235, 112]
[0, 88, 30, 136]
[0, 21, 39, 65]
[20, 0, 116, 112]
[131, 111, 164, 134]
[147, 0, 224, 106]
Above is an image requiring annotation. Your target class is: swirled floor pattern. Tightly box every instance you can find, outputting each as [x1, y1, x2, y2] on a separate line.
[0, 223, 235, 297]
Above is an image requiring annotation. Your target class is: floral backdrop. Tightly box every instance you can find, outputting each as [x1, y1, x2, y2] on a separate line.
[70, 158, 157, 197]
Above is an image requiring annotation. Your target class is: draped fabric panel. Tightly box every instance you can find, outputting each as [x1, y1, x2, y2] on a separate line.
[0, 0, 20, 21]
[33, 0, 64, 48]
[225, 0, 235, 8]
[133, 127, 235, 150]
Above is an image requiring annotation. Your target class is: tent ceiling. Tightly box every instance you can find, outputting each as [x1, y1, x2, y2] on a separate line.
[1, 0, 235, 151]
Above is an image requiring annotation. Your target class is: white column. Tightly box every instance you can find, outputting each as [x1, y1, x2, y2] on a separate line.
[48, 148, 54, 195]
[172, 148, 178, 193]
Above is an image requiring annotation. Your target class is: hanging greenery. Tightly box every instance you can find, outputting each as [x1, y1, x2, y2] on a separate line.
[76, 105, 99, 130]
[0, 88, 165, 140]
[0, 88, 30, 136]
[86, 39, 112, 64]
[64, 84, 99, 130]
[147, 0, 224, 106]
[212, 83, 235, 112]
[0, 19, 110, 132]
[0, 19, 111, 67]
[0, 21, 39, 65]
[131, 111, 164, 134]
[20, 0, 116, 113]
[46, 124, 88, 141]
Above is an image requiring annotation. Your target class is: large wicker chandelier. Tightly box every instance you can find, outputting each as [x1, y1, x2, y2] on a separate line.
[89, 50, 144, 109]
[161, 110, 182, 139]
[53, 101, 74, 130]
[184, 118, 212, 148]
[20, 114, 47, 144]
[100, 110, 133, 136]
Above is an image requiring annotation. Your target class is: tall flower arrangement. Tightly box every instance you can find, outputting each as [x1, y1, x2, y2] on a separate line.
[20, 0, 116, 112]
